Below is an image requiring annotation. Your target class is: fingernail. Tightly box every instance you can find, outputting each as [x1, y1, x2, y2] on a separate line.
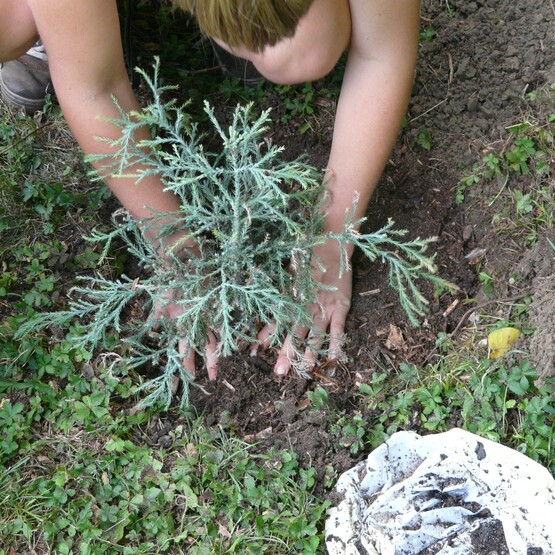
[250, 347, 258, 357]
[275, 365, 287, 376]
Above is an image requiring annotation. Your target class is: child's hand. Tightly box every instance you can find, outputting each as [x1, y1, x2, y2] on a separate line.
[254, 240, 352, 376]
[153, 288, 220, 381]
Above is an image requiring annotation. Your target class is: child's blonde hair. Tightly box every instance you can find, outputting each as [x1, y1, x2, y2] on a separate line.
[172, 0, 314, 52]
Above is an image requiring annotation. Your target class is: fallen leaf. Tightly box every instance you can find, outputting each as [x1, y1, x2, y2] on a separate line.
[442, 298, 460, 317]
[488, 327, 521, 359]
[243, 426, 273, 442]
[385, 324, 407, 351]
[218, 522, 232, 539]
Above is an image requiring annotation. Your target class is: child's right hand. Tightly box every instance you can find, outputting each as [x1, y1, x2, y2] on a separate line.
[153, 287, 220, 381]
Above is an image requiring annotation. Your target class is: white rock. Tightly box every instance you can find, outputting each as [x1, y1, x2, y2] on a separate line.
[326, 429, 555, 555]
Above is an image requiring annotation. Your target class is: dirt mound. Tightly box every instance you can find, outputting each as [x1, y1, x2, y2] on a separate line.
[516, 230, 555, 379]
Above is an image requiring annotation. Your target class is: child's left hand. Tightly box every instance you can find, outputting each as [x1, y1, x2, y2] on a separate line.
[253, 240, 353, 376]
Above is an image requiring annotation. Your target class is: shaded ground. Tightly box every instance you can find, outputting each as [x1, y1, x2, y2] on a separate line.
[1, 1, 553, 552]
[182, 0, 554, 485]
[516, 229, 555, 379]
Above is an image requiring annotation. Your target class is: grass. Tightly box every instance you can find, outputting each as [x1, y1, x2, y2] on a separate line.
[2, 89, 554, 551]
[315, 293, 553, 466]
[0, 384, 326, 554]
[1, 6, 554, 552]
[0, 62, 338, 550]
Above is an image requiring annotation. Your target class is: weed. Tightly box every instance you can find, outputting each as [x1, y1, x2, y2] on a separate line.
[478, 270, 496, 298]
[415, 381, 450, 430]
[279, 83, 316, 133]
[0, 398, 329, 553]
[435, 331, 454, 353]
[0, 110, 42, 238]
[219, 76, 268, 104]
[358, 371, 389, 399]
[455, 163, 481, 204]
[416, 128, 433, 150]
[510, 186, 554, 244]
[307, 386, 329, 410]
[456, 85, 554, 245]
[22, 179, 77, 234]
[330, 414, 367, 455]
[355, 355, 555, 470]
[419, 27, 437, 42]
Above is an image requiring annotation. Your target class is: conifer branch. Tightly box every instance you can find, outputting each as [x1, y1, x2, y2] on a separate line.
[21, 59, 456, 409]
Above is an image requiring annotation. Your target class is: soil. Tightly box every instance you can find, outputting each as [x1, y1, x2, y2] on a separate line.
[177, 1, 554, 552]
[183, 0, 554, 451]
[516, 229, 555, 380]
[4, 0, 553, 553]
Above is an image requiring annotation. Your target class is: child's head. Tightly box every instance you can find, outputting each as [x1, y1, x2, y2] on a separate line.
[172, 0, 314, 52]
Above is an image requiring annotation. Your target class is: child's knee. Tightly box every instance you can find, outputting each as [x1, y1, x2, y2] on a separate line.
[0, 0, 38, 62]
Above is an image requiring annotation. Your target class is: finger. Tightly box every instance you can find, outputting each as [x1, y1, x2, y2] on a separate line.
[153, 289, 174, 318]
[328, 305, 349, 360]
[152, 301, 166, 323]
[267, 301, 323, 371]
[273, 321, 310, 376]
[179, 337, 196, 376]
[273, 333, 297, 377]
[205, 332, 219, 381]
[252, 321, 277, 356]
[303, 321, 330, 367]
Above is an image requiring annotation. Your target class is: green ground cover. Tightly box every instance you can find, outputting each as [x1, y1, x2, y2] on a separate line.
[1, 4, 554, 552]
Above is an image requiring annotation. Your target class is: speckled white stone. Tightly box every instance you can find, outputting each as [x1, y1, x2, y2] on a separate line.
[326, 429, 555, 555]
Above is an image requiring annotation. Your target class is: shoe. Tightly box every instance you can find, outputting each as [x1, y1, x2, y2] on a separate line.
[0, 42, 54, 112]
[211, 41, 263, 86]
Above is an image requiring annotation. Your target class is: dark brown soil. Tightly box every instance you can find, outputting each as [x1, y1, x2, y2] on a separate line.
[5, 1, 551, 553]
[13, 2, 545, 552]
[177, 2, 554, 552]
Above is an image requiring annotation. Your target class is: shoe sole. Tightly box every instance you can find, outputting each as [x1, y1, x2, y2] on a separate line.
[0, 70, 49, 112]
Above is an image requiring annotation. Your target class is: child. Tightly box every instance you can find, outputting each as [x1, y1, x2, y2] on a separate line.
[0, 0, 421, 379]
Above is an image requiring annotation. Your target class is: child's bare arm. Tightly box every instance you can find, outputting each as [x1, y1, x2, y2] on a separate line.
[27, 0, 219, 378]
[325, 0, 421, 232]
[28, 0, 185, 226]
[259, 0, 421, 374]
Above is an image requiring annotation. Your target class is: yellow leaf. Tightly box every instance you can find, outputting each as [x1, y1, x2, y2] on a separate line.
[488, 327, 522, 359]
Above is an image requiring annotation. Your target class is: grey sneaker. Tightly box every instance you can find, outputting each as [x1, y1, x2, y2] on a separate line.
[0, 42, 53, 112]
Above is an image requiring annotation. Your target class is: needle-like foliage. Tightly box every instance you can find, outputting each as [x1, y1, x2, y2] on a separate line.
[18, 60, 456, 409]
